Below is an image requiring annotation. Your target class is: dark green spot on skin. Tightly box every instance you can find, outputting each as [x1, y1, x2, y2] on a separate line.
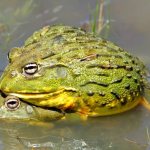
[105, 46, 120, 53]
[102, 40, 107, 43]
[52, 35, 66, 44]
[63, 29, 77, 33]
[96, 54, 122, 59]
[137, 85, 141, 91]
[134, 78, 138, 83]
[87, 91, 94, 96]
[80, 81, 109, 87]
[95, 100, 99, 103]
[87, 64, 135, 71]
[27, 39, 37, 45]
[125, 84, 130, 90]
[80, 54, 97, 61]
[42, 52, 55, 59]
[118, 48, 124, 52]
[135, 68, 140, 73]
[56, 56, 62, 61]
[87, 64, 114, 69]
[123, 61, 129, 64]
[100, 103, 107, 107]
[126, 74, 132, 78]
[126, 66, 133, 71]
[121, 99, 127, 105]
[137, 83, 143, 92]
[125, 53, 132, 58]
[111, 91, 120, 100]
[49, 64, 68, 68]
[132, 60, 135, 64]
[96, 72, 109, 77]
[111, 77, 123, 84]
[98, 92, 105, 96]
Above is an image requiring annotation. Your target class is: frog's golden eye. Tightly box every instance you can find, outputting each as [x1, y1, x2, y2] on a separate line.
[4, 96, 20, 111]
[23, 62, 38, 75]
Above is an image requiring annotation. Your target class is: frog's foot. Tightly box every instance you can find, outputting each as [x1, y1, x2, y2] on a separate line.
[64, 112, 88, 121]
[78, 114, 88, 121]
[59, 101, 76, 111]
[77, 108, 96, 120]
[140, 97, 150, 111]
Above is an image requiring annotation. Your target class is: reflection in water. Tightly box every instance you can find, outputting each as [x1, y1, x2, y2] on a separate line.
[124, 127, 150, 150]
[0, 120, 98, 150]
[0, 108, 148, 150]
[18, 136, 89, 149]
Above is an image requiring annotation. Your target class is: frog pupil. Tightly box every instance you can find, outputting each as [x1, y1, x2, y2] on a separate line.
[24, 63, 38, 75]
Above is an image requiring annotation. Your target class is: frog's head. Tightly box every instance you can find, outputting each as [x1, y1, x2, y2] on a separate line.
[0, 25, 80, 109]
[0, 41, 68, 104]
[0, 95, 64, 121]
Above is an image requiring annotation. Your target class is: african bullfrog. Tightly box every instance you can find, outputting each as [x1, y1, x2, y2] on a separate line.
[0, 25, 147, 117]
[0, 95, 64, 121]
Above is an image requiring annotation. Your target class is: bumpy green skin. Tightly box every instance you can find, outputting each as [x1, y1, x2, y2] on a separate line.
[0, 25, 147, 116]
[0, 95, 64, 121]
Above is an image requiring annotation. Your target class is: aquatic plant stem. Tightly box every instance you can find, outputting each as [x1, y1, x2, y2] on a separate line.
[97, 0, 104, 34]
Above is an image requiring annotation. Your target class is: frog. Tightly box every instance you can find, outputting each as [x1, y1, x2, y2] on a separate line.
[0, 25, 148, 117]
[0, 94, 64, 121]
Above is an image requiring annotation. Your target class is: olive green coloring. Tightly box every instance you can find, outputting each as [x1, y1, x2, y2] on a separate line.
[0, 25, 147, 117]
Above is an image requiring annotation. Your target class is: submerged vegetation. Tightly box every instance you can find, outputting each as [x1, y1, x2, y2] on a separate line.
[0, 0, 111, 51]
[81, 0, 112, 38]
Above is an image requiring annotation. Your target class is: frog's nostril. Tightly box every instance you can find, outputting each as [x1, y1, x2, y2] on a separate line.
[11, 70, 17, 77]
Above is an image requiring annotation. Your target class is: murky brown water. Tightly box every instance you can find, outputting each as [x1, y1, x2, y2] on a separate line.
[0, 0, 150, 149]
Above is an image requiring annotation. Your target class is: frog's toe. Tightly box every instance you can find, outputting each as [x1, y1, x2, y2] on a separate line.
[140, 97, 150, 111]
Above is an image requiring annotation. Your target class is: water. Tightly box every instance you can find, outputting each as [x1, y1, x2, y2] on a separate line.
[0, 0, 150, 149]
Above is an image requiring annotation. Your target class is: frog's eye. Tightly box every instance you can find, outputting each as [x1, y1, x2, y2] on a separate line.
[4, 96, 20, 110]
[23, 62, 38, 75]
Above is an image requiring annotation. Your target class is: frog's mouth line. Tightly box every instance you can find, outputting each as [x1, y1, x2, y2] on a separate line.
[2, 88, 76, 99]
[7, 93, 51, 99]
[1, 88, 65, 99]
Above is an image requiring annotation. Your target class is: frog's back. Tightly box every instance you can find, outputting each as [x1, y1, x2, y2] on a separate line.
[9, 25, 148, 116]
